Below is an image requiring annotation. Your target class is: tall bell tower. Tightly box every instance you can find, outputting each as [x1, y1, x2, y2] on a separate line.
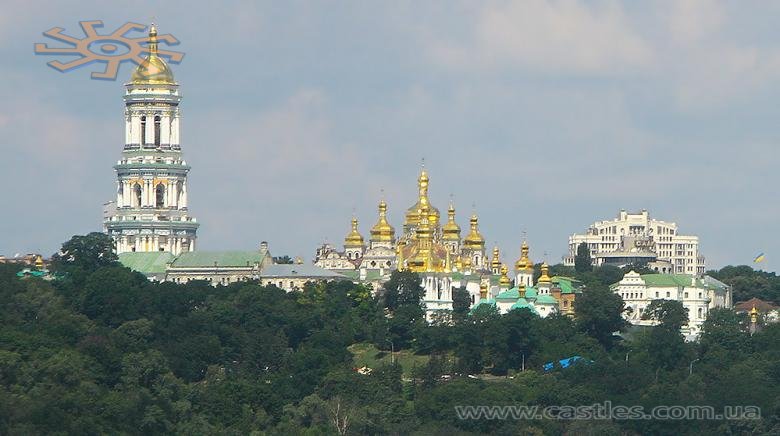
[104, 24, 199, 255]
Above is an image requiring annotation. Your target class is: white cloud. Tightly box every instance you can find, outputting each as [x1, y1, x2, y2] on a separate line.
[428, 0, 652, 74]
[666, 0, 725, 45]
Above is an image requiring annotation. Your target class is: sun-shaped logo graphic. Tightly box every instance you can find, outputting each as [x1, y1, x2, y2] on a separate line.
[34, 20, 184, 80]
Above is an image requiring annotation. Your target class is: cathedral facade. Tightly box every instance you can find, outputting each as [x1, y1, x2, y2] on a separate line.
[103, 25, 199, 255]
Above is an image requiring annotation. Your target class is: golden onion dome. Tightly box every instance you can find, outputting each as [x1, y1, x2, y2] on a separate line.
[131, 24, 176, 85]
[344, 217, 365, 248]
[479, 283, 488, 299]
[514, 240, 534, 271]
[464, 214, 485, 248]
[370, 200, 395, 242]
[442, 202, 461, 240]
[490, 246, 502, 272]
[538, 262, 552, 284]
[404, 169, 440, 228]
[499, 264, 512, 288]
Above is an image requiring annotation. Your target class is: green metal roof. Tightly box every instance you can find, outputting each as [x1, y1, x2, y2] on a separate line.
[553, 277, 579, 294]
[612, 274, 727, 291]
[339, 269, 384, 281]
[497, 286, 538, 301]
[119, 252, 175, 274]
[497, 288, 519, 300]
[510, 298, 538, 314]
[261, 264, 345, 278]
[536, 294, 559, 305]
[639, 274, 701, 288]
[171, 251, 266, 268]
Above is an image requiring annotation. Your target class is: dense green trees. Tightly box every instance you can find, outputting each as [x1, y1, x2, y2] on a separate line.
[51, 232, 118, 274]
[573, 286, 626, 349]
[0, 235, 778, 434]
[708, 265, 780, 303]
[574, 242, 592, 274]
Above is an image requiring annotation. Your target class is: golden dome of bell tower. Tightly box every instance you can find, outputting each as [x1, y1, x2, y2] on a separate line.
[131, 24, 176, 85]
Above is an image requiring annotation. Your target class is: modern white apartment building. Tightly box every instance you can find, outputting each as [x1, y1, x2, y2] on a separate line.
[565, 210, 706, 275]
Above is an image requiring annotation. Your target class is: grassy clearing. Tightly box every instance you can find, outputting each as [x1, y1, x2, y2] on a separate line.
[348, 342, 430, 377]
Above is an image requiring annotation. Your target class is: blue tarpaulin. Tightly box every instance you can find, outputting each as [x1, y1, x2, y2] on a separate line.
[543, 355, 592, 371]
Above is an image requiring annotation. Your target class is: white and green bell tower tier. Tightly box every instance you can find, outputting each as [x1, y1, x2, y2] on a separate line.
[103, 24, 198, 255]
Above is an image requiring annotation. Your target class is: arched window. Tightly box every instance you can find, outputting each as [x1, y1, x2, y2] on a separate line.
[155, 183, 165, 208]
[154, 115, 161, 146]
[140, 116, 146, 144]
[176, 180, 183, 207]
[133, 183, 142, 207]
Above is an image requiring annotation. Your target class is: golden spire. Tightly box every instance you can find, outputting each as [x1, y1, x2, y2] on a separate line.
[479, 283, 488, 300]
[490, 246, 502, 272]
[499, 264, 511, 288]
[148, 23, 159, 54]
[518, 283, 526, 299]
[344, 217, 365, 248]
[131, 23, 175, 85]
[404, 168, 440, 231]
[370, 200, 395, 242]
[442, 201, 461, 240]
[464, 214, 485, 248]
[538, 262, 552, 284]
[515, 240, 534, 272]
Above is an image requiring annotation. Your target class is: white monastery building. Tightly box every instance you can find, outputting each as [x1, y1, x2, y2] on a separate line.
[613, 271, 732, 340]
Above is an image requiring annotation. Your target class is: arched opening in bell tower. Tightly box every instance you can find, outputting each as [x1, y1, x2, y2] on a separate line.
[155, 183, 166, 208]
[154, 115, 161, 146]
[140, 116, 146, 145]
[133, 183, 142, 207]
[176, 180, 183, 207]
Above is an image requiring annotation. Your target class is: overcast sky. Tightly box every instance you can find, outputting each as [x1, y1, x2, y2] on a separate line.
[2, 0, 778, 272]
